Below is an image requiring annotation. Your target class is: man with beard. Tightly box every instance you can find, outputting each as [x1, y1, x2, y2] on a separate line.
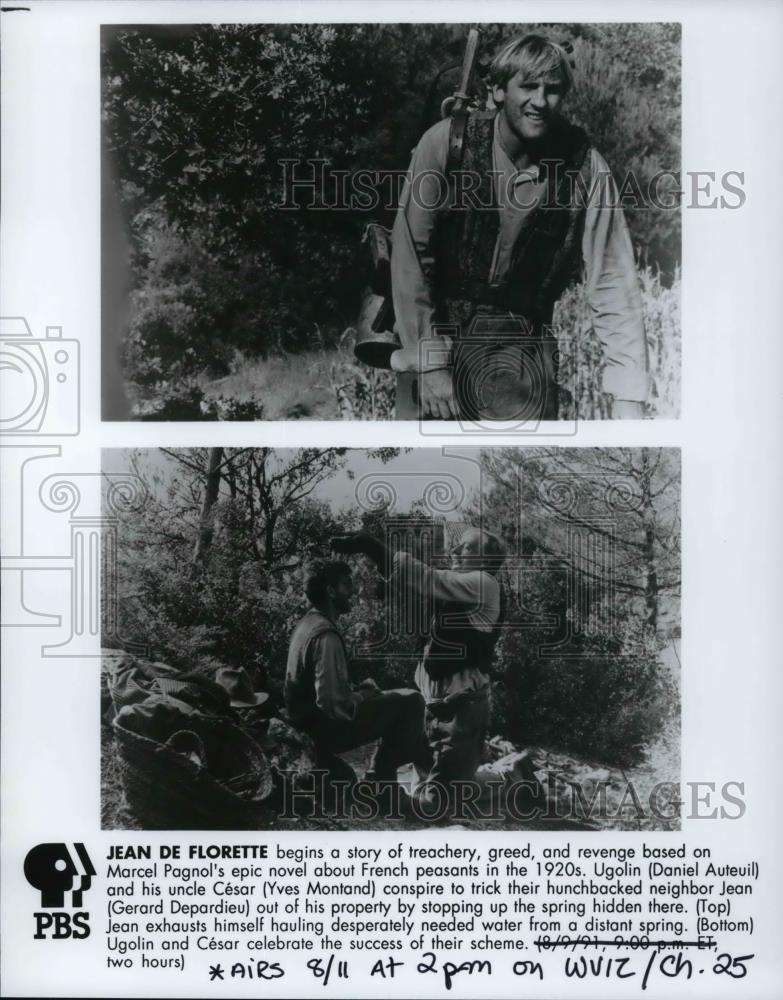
[285, 559, 430, 790]
[389, 33, 648, 421]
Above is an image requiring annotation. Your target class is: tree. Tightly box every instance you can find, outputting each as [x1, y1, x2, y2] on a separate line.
[111, 448, 352, 687]
[191, 446, 223, 572]
[102, 22, 681, 408]
[474, 447, 680, 634]
[465, 447, 680, 764]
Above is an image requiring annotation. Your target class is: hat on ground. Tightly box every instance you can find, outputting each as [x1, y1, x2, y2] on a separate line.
[215, 667, 270, 709]
[155, 671, 231, 712]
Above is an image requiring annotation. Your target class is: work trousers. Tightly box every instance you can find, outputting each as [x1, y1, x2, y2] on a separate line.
[395, 309, 559, 422]
[415, 689, 490, 821]
[310, 688, 430, 782]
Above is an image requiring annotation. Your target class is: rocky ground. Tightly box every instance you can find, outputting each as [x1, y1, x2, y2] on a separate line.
[101, 721, 679, 833]
[101, 647, 679, 833]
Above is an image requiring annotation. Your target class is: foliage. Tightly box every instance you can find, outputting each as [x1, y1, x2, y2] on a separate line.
[108, 447, 679, 766]
[639, 266, 681, 417]
[103, 23, 681, 414]
[489, 588, 676, 767]
[474, 446, 680, 764]
[128, 266, 677, 420]
[554, 267, 680, 419]
[310, 329, 396, 421]
[474, 447, 681, 612]
[110, 449, 353, 692]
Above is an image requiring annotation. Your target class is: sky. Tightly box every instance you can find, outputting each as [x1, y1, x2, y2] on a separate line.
[102, 446, 493, 522]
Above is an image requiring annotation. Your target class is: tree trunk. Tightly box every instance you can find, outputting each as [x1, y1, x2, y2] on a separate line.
[191, 447, 223, 573]
[640, 452, 658, 631]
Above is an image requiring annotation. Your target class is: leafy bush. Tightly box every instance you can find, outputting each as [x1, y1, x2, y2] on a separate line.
[109, 448, 678, 767]
[103, 23, 680, 411]
[490, 596, 677, 768]
[554, 267, 681, 419]
[339, 266, 681, 421]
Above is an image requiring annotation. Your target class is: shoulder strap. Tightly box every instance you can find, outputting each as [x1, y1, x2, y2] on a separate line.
[446, 110, 469, 177]
[445, 108, 497, 179]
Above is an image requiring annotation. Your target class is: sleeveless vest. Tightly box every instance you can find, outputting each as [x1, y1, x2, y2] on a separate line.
[436, 111, 593, 328]
[422, 582, 506, 681]
[284, 610, 347, 724]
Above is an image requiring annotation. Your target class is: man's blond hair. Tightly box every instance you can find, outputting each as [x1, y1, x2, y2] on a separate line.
[489, 33, 574, 95]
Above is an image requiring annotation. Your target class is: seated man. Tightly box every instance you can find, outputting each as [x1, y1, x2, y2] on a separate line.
[284, 559, 430, 788]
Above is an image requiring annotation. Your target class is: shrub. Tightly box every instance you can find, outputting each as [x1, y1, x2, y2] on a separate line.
[555, 266, 681, 419]
[105, 22, 680, 411]
[490, 596, 677, 768]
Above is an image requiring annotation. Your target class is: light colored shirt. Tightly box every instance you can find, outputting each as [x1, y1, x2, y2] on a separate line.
[309, 629, 360, 722]
[392, 552, 500, 702]
[390, 115, 649, 402]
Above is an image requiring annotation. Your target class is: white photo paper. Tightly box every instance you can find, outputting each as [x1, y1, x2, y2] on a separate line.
[1, 2, 781, 998]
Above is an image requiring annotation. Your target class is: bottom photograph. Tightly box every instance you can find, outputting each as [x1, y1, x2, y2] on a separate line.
[100, 446, 681, 832]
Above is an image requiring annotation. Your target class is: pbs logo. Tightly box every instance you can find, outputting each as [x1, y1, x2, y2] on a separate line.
[24, 842, 96, 940]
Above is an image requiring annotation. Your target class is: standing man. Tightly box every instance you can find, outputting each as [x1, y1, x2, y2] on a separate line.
[389, 33, 649, 421]
[332, 528, 506, 821]
[285, 559, 430, 788]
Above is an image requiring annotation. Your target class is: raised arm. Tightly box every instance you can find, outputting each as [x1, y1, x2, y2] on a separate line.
[391, 552, 500, 631]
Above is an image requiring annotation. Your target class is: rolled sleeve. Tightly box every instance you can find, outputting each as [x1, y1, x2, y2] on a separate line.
[582, 151, 650, 403]
[392, 552, 499, 632]
[391, 119, 452, 356]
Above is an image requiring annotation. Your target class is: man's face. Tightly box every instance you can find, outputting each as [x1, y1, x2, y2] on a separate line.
[493, 71, 566, 143]
[329, 573, 354, 616]
[450, 528, 488, 572]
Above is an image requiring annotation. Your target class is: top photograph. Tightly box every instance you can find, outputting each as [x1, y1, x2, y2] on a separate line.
[101, 22, 681, 424]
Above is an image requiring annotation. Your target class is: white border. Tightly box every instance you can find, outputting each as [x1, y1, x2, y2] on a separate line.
[2, 2, 783, 997]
